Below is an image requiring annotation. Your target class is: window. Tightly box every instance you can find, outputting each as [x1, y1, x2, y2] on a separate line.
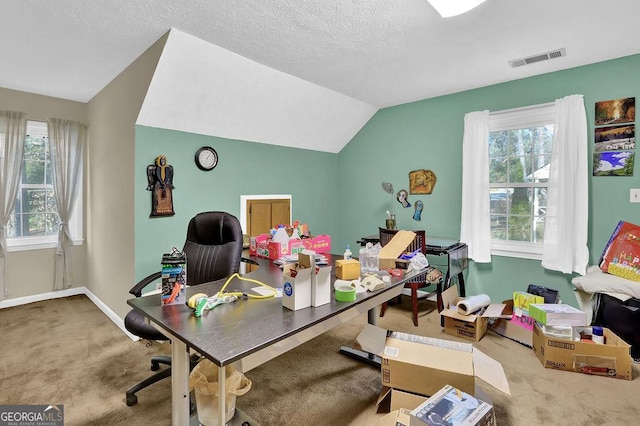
[6, 120, 82, 251]
[488, 103, 554, 259]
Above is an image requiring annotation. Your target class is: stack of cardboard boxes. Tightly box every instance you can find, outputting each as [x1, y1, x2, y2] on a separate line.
[374, 281, 634, 424]
[354, 324, 510, 426]
[484, 287, 633, 381]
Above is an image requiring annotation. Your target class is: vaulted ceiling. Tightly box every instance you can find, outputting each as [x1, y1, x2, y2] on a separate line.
[3, 0, 640, 152]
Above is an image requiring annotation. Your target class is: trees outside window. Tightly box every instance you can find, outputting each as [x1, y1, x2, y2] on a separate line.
[8, 120, 58, 239]
[488, 103, 554, 259]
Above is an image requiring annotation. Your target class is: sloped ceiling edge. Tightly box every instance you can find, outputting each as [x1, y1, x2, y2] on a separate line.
[136, 28, 377, 153]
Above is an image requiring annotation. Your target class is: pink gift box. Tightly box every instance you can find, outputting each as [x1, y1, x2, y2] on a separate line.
[250, 234, 331, 260]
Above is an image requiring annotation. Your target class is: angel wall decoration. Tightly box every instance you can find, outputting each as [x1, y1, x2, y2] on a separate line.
[147, 155, 175, 217]
[413, 200, 424, 221]
[397, 189, 411, 208]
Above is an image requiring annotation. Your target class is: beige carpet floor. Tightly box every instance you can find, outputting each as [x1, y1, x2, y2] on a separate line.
[1, 294, 639, 425]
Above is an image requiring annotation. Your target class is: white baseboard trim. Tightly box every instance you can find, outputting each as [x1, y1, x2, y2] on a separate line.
[0, 286, 140, 341]
[0, 287, 85, 308]
[83, 288, 139, 341]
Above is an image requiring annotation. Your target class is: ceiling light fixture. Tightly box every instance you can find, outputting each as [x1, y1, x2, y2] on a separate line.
[426, 0, 487, 17]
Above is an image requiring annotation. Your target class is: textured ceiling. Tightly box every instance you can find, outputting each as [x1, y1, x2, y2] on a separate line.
[2, 0, 640, 106]
[137, 29, 378, 153]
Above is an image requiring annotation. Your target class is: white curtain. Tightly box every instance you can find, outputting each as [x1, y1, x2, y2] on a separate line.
[541, 94, 589, 275]
[49, 118, 86, 290]
[460, 110, 492, 263]
[0, 111, 27, 299]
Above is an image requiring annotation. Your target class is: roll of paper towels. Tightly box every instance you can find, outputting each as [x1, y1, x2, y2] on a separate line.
[456, 294, 491, 315]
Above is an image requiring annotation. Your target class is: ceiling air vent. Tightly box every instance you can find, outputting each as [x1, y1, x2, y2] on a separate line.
[509, 48, 566, 68]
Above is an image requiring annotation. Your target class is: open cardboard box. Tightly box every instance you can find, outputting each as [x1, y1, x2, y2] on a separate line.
[488, 291, 545, 348]
[355, 324, 511, 398]
[531, 321, 632, 380]
[440, 285, 490, 342]
[249, 233, 331, 260]
[440, 285, 517, 342]
[377, 408, 412, 426]
[378, 230, 416, 270]
[376, 387, 427, 414]
[281, 263, 312, 311]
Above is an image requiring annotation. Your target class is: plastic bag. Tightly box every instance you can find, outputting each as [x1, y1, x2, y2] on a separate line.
[189, 360, 252, 397]
[367, 242, 382, 272]
[410, 252, 429, 270]
[189, 360, 252, 426]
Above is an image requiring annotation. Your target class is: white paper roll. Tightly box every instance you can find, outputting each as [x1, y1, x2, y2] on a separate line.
[457, 294, 491, 315]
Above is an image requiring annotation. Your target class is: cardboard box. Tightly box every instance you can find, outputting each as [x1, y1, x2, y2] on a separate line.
[488, 293, 543, 348]
[440, 285, 490, 342]
[249, 233, 331, 260]
[355, 324, 510, 398]
[377, 408, 412, 426]
[376, 387, 427, 414]
[299, 251, 332, 307]
[528, 303, 588, 326]
[281, 264, 311, 311]
[489, 314, 535, 347]
[531, 322, 632, 380]
[513, 291, 544, 315]
[335, 258, 361, 280]
[378, 230, 416, 269]
[300, 234, 331, 254]
[313, 267, 331, 307]
[409, 384, 495, 426]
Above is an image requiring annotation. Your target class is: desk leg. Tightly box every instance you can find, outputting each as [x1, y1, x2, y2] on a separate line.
[339, 306, 381, 367]
[171, 338, 190, 426]
[457, 272, 466, 297]
[218, 365, 226, 426]
[367, 305, 378, 326]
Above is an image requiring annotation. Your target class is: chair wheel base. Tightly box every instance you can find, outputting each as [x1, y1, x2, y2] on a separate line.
[126, 394, 138, 406]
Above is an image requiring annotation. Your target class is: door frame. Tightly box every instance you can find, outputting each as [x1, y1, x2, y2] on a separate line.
[240, 194, 292, 234]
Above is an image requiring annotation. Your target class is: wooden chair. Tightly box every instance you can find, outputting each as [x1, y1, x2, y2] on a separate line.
[378, 227, 440, 326]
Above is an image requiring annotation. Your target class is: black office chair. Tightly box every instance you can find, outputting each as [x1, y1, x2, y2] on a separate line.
[124, 211, 244, 406]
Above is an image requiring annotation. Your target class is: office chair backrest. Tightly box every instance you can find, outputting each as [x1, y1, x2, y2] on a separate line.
[183, 211, 244, 286]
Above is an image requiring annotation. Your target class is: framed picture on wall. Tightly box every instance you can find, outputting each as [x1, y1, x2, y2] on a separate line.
[593, 151, 634, 176]
[595, 97, 635, 126]
[408, 169, 437, 194]
[594, 124, 635, 152]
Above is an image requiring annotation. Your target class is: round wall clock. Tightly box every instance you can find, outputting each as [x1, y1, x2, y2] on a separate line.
[195, 146, 218, 171]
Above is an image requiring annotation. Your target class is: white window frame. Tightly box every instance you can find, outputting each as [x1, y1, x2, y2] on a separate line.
[6, 120, 83, 252]
[488, 102, 554, 260]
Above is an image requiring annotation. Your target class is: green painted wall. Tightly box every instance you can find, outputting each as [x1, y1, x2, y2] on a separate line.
[337, 54, 640, 306]
[134, 54, 640, 307]
[134, 126, 339, 281]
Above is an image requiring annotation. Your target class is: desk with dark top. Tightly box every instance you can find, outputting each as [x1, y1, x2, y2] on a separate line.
[357, 235, 468, 311]
[127, 252, 424, 426]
